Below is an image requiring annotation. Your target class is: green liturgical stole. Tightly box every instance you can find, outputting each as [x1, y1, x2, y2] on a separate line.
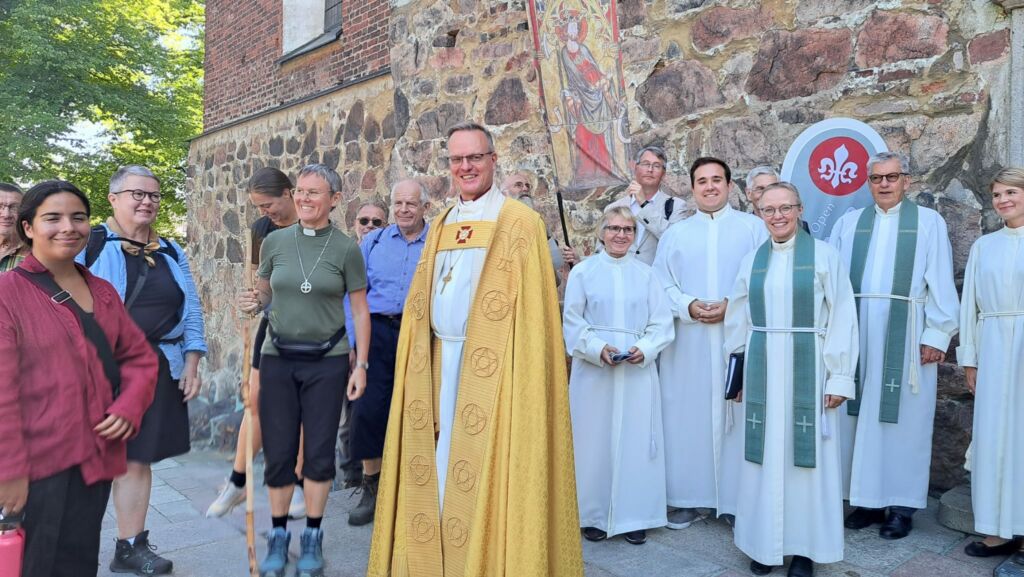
[746, 228, 818, 469]
[846, 200, 918, 423]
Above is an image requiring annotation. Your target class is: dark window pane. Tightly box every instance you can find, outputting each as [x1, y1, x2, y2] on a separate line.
[325, 0, 341, 30]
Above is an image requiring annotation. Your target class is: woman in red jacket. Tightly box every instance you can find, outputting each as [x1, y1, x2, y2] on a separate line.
[0, 180, 157, 577]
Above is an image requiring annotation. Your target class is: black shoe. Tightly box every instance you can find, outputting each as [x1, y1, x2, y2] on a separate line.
[879, 510, 913, 540]
[787, 555, 814, 577]
[624, 530, 647, 545]
[965, 537, 1024, 557]
[582, 527, 607, 542]
[750, 559, 774, 575]
[348, 473, 379, 526]
[110, 530, 173, 575]
[844, 507, 885, 529]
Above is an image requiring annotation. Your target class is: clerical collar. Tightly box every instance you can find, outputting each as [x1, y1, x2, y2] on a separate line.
[875, 200, 904, 215]
[298, 221, 334, 237]
[698, 204, 730, 220]
[1002, 224, 1024, 237]
[599, 249, 632, 266]
[455, 185, 500, 218]
[771, 235, 797, 251]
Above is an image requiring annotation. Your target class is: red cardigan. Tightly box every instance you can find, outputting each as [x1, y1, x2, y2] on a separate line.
[0, 255, 157, 485]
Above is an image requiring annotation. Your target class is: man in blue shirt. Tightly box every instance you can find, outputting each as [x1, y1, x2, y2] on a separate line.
[348, 179, 430, 526]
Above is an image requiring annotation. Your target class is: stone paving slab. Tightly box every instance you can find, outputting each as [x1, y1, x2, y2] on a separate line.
[90, 452, 1009, 577]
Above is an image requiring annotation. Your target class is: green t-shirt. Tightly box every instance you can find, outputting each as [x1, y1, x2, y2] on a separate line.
[258, 223, 366, 357]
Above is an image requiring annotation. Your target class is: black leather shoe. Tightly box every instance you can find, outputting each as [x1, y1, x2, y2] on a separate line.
[750, 559, 774, 575]
[582, 527, 607, 542]
[844, 507, 886, 529]
[624, 530, 647, 545]
[879, 510, 913, 540]
[965, 537, 1023, 557]
[787, 555, 814, 577]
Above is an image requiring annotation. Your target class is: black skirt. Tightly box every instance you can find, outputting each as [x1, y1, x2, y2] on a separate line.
[127, 350, 191, 463]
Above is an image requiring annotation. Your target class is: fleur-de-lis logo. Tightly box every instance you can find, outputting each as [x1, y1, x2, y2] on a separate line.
[817, 144, 858, 190]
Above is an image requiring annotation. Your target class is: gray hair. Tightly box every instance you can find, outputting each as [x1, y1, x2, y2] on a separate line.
[597, 206, 637, 245]
[758, 181, 803, 207]
[297, 163, 342, 194]
[357, 198, 389, 218]
[390, 179, 429, 205]
[446, 121, 495, 152]
[634, 145, 668, 164]
[0, 182, 22, 195]
[867, 151, 910, 174]
[110, 165, 160, 193]
[745, 165, 779, 189]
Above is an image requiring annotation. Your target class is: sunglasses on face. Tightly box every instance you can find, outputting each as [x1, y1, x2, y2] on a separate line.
[868, 172, 908, 184]
[358, 217, 384, 227]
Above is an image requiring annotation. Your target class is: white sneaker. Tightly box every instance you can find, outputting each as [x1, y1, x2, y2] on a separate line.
[666, 507, 702, 530]
[206, 478, 245, 518]
[288, 486, 307, 519]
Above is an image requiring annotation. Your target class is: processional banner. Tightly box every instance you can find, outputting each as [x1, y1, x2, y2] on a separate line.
[527, 0, 632, 192]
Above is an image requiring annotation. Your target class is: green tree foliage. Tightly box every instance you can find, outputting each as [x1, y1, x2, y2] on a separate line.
[0, 0, 203, 234]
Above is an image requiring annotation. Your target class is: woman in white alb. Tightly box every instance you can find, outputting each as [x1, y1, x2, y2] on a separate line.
[958, 168, 1024, 564]
[563, 207, 674, 545]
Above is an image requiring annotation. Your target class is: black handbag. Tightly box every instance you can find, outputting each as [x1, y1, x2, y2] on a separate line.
[269, 325, 347, 362]
[725, 352, 744, 400]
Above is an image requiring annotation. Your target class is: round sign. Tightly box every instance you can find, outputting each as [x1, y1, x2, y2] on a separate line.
[808, 137, 870, 197]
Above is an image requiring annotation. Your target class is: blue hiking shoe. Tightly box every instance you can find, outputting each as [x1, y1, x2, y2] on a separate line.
[296, 527, 325, 577]
[258, 527, 290, 577]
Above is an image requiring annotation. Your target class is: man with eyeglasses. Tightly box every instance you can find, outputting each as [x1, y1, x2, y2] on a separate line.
[0, 182, 26, 273]
[828, 151, 959, 541]
[653, 157, 768, 531]
[604, 145, 687, 265]
[369, 121, 583, 577]
[346, 179, 429, 528]
[501, 171, 571, 285]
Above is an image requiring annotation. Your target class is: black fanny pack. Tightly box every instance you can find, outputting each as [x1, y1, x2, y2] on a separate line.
[269, 325, 347, 361]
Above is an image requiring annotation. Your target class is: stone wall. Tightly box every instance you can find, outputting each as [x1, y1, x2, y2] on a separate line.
[185, 75, 396, 445]
[191, 0, 1017, 489]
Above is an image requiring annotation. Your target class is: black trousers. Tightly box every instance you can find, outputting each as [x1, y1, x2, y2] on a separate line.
[349, 315, 400, 461]
[21, 467, 111, 577]
[259, 355, 348, 487]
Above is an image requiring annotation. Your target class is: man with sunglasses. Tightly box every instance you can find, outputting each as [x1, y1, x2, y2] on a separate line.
[369, 121, 582, 577]
[354, 201, 388, 241]
[828, 151, 959, 540]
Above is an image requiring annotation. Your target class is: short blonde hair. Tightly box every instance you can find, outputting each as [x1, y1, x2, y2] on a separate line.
[991, 167, 1024, 191]
[597, 206, 636, 245]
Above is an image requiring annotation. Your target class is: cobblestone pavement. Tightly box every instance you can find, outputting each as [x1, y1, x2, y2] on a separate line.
[94, 451, 1000, 577]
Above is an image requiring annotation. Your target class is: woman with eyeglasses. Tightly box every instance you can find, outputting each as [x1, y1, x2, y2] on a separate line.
[0, 180, 157, 577]
[207, 167, 310, 520]
[563, 206, 674, 546]
[80, 165, 207, 575]
[958, 168, 1024, 566]
[237, 163, 370, 577]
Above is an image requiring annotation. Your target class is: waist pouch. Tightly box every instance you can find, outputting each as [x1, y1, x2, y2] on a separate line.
[269, 325, 347, 361]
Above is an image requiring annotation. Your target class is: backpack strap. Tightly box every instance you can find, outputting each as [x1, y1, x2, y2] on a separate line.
[664, 196, 674, 221]
[84, 225, 108, 267]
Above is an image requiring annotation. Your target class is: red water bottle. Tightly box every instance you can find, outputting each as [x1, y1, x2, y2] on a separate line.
[0, 514, 24, 577]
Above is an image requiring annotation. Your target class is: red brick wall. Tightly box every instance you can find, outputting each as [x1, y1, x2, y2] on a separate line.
[203, 0, 390, 131]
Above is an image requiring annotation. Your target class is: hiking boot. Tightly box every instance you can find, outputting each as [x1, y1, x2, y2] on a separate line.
[205, 478, 245, 518]
[110, 530, 173, 575]
[348, 473, 379, 526]
[296, 527, 325, 577]
[288, 486, 307, 520]
[259, 527, 290, 577]
[666, 507, 702, 530]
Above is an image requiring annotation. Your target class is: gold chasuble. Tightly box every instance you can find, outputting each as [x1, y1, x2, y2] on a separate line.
[368, 199, 583, 577]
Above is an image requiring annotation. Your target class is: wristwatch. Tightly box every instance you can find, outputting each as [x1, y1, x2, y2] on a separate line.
[355, 360, 370, 370]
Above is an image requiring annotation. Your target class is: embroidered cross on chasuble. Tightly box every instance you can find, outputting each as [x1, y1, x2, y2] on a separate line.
[746, 229, 818, 468]
[367, 200, 583, 577]
[846, 200, 919, 423]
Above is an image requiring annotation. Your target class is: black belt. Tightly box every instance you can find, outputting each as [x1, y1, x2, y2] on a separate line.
[371, 313, 403, 325]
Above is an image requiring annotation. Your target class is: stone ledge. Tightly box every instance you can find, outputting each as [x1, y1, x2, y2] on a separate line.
[939, 484, 978, 536]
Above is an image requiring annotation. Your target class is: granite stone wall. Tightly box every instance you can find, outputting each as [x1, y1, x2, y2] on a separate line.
[191, 0, 1017, 489]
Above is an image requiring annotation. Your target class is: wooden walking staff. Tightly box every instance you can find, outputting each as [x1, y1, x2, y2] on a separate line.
[240, 233, 257, 577]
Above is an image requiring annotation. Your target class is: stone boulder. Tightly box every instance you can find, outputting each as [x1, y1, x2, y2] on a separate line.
[746, 29, 852, 101]
[855, 11, 949, 68]
[636, 60, 724, 122]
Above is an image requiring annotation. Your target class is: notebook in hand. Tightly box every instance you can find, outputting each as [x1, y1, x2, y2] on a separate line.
[725, 352, 744, 400]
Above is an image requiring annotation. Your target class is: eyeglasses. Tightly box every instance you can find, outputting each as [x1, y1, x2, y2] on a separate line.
[603, 225, 636, 235]
[448, 152, 494, 166]
[115, 189, 162, 203]
[868, 172, 908, 184]
[358, 217, 384, 227]
[0, 203, 20, 214]
[294, 189, 329, 199]
[637, 161, 665, 172]
[759, 204, 801, 218]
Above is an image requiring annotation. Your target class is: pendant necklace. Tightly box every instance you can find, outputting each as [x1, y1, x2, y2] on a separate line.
[440, 204, 466, 294]
[295, 225, 334, 294]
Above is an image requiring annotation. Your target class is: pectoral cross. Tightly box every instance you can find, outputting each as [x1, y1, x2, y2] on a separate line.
[747, 413, 763, 430]
[885, 378, 901, 394]
[796, 415, 814, 434]
[440, 268, 453, 294]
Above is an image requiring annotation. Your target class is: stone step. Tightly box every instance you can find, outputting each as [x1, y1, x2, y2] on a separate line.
[938, 484, 978, 535]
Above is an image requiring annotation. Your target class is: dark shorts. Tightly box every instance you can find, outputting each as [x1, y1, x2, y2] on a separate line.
[252, 316, 269, 369]
[127, 350, 190, 464]
[350, 315, 401, 461]
[259, 354, 348, 487]
[22, 467, 112, 577]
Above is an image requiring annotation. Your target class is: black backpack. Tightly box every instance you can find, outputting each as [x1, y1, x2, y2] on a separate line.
[84, 225, 179, 267]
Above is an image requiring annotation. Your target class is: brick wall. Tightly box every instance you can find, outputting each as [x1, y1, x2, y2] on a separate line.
[203, 0, 390, 130]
